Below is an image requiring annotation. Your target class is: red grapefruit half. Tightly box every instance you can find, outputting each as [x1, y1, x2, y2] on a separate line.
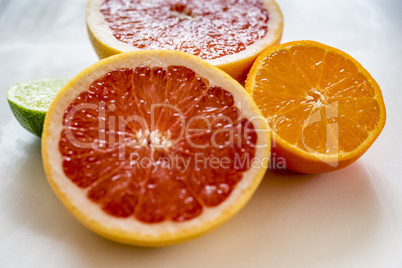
[86, 0, 283, 81]
[42, 50, 270, 246]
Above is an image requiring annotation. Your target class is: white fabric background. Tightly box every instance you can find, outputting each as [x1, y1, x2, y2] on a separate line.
[0, 0, 402, 267]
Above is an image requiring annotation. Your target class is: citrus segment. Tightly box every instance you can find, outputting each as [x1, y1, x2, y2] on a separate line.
[246, 41, 386, 173]
[86, 0, 283, 81]
[42, 50, 270, 246]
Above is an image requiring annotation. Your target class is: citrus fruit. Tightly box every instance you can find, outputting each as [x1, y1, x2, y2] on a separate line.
[245, 40, 386, 173]
[86, 0, 283, 81]
[42, 50, 270, 246]
[6, 78, 69, 137]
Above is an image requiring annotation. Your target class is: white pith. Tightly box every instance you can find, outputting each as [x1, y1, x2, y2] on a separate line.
[43, 51, 270, 238]
[86, 0, 283, 65]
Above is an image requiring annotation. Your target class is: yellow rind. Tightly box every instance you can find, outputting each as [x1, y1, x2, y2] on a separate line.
[42, 50, 271, 246]
[245, 40, 386, 173]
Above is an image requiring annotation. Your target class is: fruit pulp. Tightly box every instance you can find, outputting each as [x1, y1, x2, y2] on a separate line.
[59, 66, 257, 223]
[100, 0, 269, 60]
[252, 45, 381, 154]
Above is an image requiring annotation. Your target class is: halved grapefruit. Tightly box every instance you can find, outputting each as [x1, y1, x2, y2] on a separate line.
[86, 0, 283, 81]
[42, 50, 270, 246]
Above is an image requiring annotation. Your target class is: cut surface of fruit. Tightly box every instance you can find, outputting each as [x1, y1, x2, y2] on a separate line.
[42, 50, 270, 246]
[246, 40, 386, 173]
[6, 78, 68, 137]
[100, 0, 269, 61]
[86, 0, 283, 81]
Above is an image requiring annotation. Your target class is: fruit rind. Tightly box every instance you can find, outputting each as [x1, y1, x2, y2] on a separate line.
[7, 100, 45, 137]
[246, 40, 386, 173]
[42, 50, 270, 246]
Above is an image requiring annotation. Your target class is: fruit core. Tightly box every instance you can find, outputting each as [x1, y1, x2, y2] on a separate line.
[100, 0, 270, 60]
[59, 66, 257, 223]
[306, 88, 326, 107]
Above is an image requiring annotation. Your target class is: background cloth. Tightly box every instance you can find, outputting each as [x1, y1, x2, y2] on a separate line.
[0, 0, 402, 267]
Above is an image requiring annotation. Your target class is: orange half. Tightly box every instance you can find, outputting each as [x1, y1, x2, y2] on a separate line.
[246, 40, 386, 173]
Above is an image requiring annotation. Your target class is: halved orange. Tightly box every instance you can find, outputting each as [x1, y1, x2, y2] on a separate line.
[86, 0, 283, 81]
[245, 40, 386, 173]
[42, 50, 270, 246]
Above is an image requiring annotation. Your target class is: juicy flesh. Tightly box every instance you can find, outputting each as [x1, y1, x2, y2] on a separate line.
[59, 66, 257, 223]
[11, 79, 67, 111]
[252, 45, 380, 154]
[100, 0, 269, 60]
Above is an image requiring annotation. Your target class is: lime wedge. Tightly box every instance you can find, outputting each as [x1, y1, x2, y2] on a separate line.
[6, 78, 69, 137]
